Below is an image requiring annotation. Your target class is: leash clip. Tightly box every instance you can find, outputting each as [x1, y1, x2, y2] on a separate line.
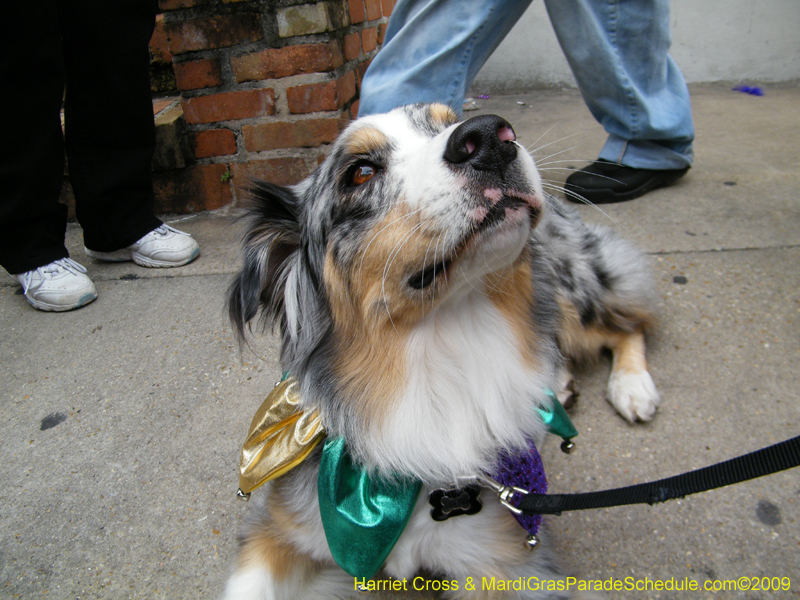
[476, 475, 530, 515]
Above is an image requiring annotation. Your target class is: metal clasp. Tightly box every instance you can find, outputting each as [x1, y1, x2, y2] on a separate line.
[475, 475, 530, 515]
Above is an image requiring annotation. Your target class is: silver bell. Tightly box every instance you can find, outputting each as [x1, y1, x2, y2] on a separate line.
[525, 534, 539, 550]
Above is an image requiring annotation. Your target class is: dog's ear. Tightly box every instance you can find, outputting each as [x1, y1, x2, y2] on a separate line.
[228, 181, 302, 343]
[227, 181, 330, 371]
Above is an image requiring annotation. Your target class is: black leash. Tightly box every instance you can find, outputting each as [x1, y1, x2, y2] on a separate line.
[519, 435, 800, 516]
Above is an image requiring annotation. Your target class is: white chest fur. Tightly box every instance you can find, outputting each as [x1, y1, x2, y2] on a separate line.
[365, 290, 552, 484]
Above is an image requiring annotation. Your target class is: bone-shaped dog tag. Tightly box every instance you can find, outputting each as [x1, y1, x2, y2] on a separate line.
[429, 485, 482, 521]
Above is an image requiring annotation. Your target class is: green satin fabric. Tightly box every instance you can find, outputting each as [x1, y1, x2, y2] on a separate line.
[538, 388, 579, 441]
[318, 437, 421, 578]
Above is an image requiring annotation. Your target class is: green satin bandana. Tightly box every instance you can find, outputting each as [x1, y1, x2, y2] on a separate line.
[318, 437, 421, 579]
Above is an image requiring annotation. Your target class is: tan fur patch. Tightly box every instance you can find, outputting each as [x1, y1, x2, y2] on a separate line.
[428, 103, 459, 128]
[556, 295, 654, 362]
[557, 296, 650, 378]
[556, 298, 610, 360]
[346, 126, 390, 157]
[325, 249, 408, 430]
[485, 252, 539, 370]
[238, 482, 318, 580]
[610, 329, 648, 375]
[322, 202, 454, 427]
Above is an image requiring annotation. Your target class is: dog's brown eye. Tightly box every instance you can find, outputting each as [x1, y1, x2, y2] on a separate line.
[350, 163, 376, 187]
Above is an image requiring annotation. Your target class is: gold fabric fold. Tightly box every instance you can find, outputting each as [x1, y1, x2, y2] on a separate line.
[238, 377, 326, 494]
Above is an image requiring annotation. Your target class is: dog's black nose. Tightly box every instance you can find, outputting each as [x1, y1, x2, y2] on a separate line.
[444, 114, 517, 176]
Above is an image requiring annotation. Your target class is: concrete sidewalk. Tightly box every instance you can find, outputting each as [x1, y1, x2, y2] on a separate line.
[1, 82, 798, 599]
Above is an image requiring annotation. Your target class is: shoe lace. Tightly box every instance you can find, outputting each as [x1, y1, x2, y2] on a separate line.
[21, 258, 87, 292]
[149, 224, 192, 239]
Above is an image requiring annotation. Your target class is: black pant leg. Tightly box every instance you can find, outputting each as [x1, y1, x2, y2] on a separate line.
[0, 2, 71, 274]
[61, 0, 162, 252]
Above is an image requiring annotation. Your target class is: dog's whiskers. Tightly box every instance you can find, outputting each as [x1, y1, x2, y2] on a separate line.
[524, 121, 562, 152]
[530, 144, 587, 169]
[418, 233, 439, 319]
[539, 165, 625, 187]
[540, 180, 624, 229]
[526, 130, 583, 154]
[357, 207, 424, 284]
[523, 124, 627, 228]
[428, 230, 445, 309]
[381, 221, 426, 334]
[475, 238, 518, 296]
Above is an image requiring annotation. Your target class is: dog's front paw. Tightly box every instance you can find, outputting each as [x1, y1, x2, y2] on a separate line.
[555, 369, 580, 410]
[606, 370, 660, 423]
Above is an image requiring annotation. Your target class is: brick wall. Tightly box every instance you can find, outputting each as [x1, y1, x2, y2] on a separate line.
[150, 14, 177, 94]
[159, 0, 393, 212]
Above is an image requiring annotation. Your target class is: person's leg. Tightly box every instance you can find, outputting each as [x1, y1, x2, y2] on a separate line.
[0, 2, 71, 275]
[0, 4, 98, 311]
[358, 0, 533, 117]
[60, 0, 163, 252]
[544, 0, 695, 170]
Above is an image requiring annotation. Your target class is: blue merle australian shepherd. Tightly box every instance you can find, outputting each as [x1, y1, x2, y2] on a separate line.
[225, 103, 659, 599]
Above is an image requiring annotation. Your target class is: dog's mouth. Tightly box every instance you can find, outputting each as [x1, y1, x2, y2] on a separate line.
[408, 257, 453, 290]
[476, 193, 531, 232]
[407, 191, 540, 290]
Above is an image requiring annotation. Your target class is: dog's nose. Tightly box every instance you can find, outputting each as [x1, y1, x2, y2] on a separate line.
[444, 114, 517, 176]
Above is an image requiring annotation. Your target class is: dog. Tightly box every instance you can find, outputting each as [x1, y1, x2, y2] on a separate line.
[224, 103, 660, 599]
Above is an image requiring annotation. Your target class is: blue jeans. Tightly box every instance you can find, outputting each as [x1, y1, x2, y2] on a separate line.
[358, 0, 694, 170]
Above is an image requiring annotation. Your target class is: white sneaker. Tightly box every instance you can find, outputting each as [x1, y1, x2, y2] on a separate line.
[16, 258, 97, 312]
[84, 224, 200, 268]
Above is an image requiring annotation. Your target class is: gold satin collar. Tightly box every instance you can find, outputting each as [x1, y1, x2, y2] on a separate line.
[238, 377, 325, 495]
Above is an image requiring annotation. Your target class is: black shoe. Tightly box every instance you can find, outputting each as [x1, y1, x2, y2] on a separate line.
[564, 160, 689, 204]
